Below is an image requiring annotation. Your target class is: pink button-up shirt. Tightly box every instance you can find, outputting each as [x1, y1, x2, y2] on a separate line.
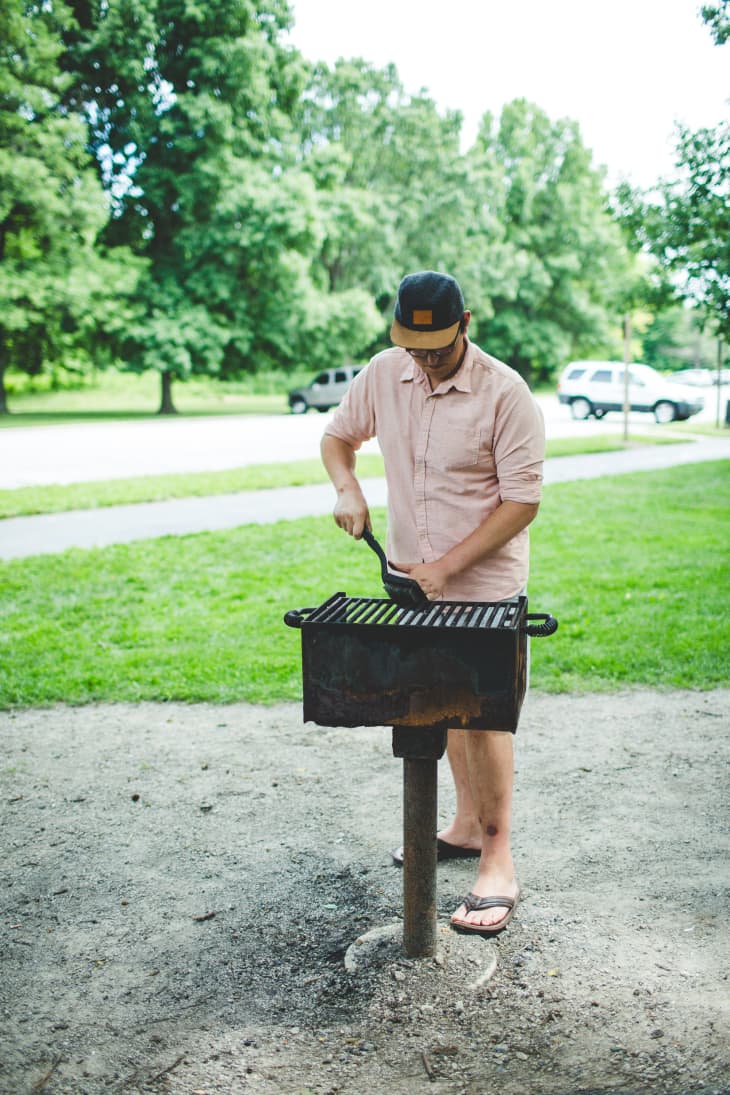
[324, 340, 545, 601]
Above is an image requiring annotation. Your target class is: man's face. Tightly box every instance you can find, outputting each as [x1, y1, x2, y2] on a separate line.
[410, 339, 463, 383]
[405, 316, 469, 385]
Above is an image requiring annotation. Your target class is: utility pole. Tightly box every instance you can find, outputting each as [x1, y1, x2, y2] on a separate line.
[716, 337, 725, 429]
[623, 312, 631, 443]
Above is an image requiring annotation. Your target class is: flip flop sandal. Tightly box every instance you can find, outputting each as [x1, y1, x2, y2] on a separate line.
[450, 889, 520, 936]
[391, 838, 482, 866]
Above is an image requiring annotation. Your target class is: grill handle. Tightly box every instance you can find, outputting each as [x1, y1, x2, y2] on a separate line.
[284, 608, 313, 629]
[524, 612, 558, 637]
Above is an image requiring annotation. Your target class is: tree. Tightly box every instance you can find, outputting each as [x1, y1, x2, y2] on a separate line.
[701, 1, 730, 44]
[0, 0, 141, 413]
[464, 100, 633, 382]
[302, 80, 637, 380]
[630, 120, 730, 344]
[624, 1, 730, 359]
[299, 58, 470, 339]
[640, 304, 719, 371]
[641, 0, 730, 343]
[62, 0, 378, 413]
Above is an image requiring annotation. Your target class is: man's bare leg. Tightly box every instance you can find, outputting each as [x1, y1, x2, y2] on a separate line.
[438, 729, 482, 850]
[444, 729, 519, 930]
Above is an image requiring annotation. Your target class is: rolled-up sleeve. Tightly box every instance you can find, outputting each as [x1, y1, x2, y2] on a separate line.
[323, 366, 376, 450]
[493, 382, 545, 503]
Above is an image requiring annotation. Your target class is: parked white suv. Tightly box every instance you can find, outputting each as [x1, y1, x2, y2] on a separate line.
[288, 365, 364, 414]
[557, 361, 704, 423]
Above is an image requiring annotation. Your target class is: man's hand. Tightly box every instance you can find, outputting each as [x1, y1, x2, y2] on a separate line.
[388, 558, 452, 600]
[333, 486, 371, 539]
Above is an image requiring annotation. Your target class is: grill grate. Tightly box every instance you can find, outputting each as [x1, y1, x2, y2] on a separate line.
[300, 591, 524, 631]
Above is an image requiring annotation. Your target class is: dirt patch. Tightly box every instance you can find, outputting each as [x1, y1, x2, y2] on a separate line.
[1, 691, 728, 1095]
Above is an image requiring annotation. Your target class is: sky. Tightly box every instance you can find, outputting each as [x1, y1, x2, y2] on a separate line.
[286, 0, 729, 189]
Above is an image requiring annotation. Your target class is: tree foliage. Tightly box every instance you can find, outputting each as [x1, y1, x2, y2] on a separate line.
[641, 304, 719, 371]
[299, 58, 468, 316]
[621, 120, 730, 343]
[300, 76, 633, 378]
[0, 0, 141, 413]
[634, 0, 730, 343]
[1, 0, 684, 410]
[62, 0, 316, 410]
[462, 101, 632, 381]
[700, 0, 730, 44]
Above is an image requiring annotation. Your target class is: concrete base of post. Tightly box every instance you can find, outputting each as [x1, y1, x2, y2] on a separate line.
[343, 920, 498, 990]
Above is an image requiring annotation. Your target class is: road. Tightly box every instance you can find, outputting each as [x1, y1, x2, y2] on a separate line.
[2, 390, 728, 490]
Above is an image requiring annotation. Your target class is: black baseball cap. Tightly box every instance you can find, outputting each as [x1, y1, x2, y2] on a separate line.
[390, 271, 465, 349]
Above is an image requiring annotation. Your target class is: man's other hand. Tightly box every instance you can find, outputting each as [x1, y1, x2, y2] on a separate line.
[387, 558, 451, 600]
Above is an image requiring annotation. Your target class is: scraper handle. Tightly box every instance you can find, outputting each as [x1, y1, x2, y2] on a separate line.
[361, 528, 389, 579]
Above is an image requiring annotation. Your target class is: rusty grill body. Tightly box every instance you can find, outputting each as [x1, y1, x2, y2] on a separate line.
[286, 591, 542, 732]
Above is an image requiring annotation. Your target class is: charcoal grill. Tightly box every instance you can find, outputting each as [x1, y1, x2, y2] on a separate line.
[285, 590, 557, 956]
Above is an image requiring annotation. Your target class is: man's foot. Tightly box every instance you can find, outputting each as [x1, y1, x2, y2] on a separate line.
[391, 837, 481, 867]
[437, 822, 482, 853]
[450, 874, 520, 934]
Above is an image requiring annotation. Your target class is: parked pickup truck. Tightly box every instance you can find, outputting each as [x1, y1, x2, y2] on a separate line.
[288, 365, 364, 414]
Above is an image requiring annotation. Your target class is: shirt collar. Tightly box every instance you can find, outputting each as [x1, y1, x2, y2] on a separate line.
[399, 338, 474, 394]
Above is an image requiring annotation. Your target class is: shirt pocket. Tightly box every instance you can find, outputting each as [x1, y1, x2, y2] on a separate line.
[436, 428, 481, 471]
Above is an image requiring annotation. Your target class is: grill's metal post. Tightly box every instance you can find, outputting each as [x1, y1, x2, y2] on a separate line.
[393, 727, 447, 957]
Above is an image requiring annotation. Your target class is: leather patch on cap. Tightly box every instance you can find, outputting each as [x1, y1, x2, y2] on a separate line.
[413, 309, 433, 325]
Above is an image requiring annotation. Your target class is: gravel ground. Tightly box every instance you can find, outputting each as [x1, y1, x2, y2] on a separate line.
[1, 690, 728, 1095]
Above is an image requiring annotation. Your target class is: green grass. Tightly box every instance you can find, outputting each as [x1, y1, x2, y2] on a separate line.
[670, 420, 730, 437]
[0, 366, 314, 425]
[1, 462, 728, 708]
[0, 434, 686, 518]
[530, 461, 730, 692]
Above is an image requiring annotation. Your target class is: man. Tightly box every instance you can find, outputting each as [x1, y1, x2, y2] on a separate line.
[321, 271, 545, 935]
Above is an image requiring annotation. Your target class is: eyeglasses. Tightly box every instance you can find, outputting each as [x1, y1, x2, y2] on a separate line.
[405, 325, 462, 362]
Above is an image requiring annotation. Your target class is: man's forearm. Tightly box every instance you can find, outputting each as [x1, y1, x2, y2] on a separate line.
[441, 500, 539, 581]
[321, 434, 370, 536]
[321, 434, 359, 491]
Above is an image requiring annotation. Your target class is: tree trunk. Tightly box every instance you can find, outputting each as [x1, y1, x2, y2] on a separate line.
[158, 371, 177, 415]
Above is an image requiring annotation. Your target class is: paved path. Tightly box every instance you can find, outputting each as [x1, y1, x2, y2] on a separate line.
[2, 438, 728, 561]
